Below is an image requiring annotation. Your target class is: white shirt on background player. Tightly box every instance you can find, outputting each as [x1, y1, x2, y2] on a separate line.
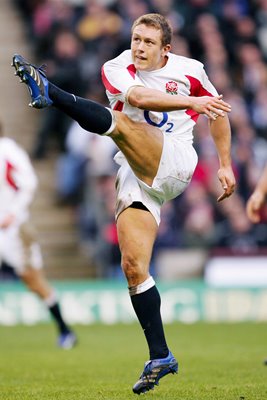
[0, 137, 37, 226]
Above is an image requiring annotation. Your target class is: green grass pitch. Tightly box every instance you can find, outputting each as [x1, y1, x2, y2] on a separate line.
[0, 322, 266, 399]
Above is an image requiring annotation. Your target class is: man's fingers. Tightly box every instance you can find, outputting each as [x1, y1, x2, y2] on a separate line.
[210, 107, 225, 116]
[247, 206, 260, 223]
[211, 104, 230, 113]
[207, 111, 217, 120]
[217, 192, 227, 202]
[217, 190, 231, 202]
[212, 96, 231, 112]
[251, 213, 260, 223]
[207, 103, 230, 119]
[217, 179, 235, 202]
[217, 168, 236, 202]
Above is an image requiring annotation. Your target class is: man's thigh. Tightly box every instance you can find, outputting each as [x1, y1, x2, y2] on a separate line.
[111, 112, 164, 185]
[0, 222, 43, 274]
[115, 161, 162, 225]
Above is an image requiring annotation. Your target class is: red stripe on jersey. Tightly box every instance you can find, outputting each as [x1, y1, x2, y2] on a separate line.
[185, 75, 213, 97]
[6, 161, 18, 191]
[127, 64, 137, 79]
[101, 66, 121, 94]
[186, 109, 199, 122]
[185, 75, 213, 122]
[113, 100, 124, 111]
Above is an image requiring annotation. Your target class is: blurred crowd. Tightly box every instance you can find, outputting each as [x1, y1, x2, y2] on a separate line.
[12, 0, 267, 277]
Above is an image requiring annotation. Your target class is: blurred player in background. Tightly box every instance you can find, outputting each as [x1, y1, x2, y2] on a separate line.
[0, 121, 77, 349]
[12, 13, 235, 394]
[246, 164, 267, 365]
[246, 164, 267, 224]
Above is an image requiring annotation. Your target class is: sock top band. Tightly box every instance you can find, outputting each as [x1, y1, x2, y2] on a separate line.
[129, 276, 155, 296]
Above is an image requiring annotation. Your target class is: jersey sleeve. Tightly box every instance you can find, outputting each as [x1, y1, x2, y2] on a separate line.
[199, 64, 218, 97]
[101, 53, 145, 103]
[185, 59, 218, 98]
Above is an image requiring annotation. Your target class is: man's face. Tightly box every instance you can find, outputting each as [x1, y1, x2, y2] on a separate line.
[131, 24, 170, 71]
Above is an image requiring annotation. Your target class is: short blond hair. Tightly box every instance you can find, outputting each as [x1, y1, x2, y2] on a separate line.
[131, 13, 173, 47]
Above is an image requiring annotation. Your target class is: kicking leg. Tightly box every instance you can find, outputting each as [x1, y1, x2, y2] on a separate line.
[12, 54, 163, 186]
[49, 84, 163, 185]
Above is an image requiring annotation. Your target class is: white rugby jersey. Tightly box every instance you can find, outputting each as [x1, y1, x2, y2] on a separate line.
[0, 138, 37, 225]
[102, 50, 218, 142]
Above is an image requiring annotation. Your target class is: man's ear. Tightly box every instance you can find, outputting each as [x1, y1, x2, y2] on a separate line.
[162, 44, 171, 56]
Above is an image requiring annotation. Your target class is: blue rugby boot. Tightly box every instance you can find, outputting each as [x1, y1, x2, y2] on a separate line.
[12, 54, 53, 109]
[57, 331, 77, 350]
[132, 350, 178, 395]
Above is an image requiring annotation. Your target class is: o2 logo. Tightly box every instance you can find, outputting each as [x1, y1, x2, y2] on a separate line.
[144, 110, 174, 132]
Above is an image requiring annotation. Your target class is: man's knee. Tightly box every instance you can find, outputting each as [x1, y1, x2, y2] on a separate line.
[111, 111, 134, 137]
[121, 253, 148, 286]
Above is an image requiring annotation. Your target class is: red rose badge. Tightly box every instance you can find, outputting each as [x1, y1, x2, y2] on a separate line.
[166, 81, 178, 95]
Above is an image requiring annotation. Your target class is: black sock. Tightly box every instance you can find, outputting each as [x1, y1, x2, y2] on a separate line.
[48, 82, 113, 134]
[48, 302, 70, 335]
[130, 285, 169, 360]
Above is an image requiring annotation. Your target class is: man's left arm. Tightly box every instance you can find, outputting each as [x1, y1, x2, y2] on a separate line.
[246, 164, 267, 223]
[208, 115, 236, 202]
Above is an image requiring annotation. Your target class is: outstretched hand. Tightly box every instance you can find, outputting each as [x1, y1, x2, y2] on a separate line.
[217, 166, 236, 202]
[246, 191, 265, 223]
[190, 95, 231, 120]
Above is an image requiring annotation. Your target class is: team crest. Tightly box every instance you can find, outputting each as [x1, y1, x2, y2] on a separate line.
[166, 81, 178, 95]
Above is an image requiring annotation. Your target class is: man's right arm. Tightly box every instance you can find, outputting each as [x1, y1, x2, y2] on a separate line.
[103, 55, 231, 120]
[127, 86, 231, 120]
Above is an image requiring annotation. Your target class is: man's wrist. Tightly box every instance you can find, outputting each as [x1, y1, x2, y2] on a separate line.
[182, 96, 192, 109]
[219, 160, 232, 169]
